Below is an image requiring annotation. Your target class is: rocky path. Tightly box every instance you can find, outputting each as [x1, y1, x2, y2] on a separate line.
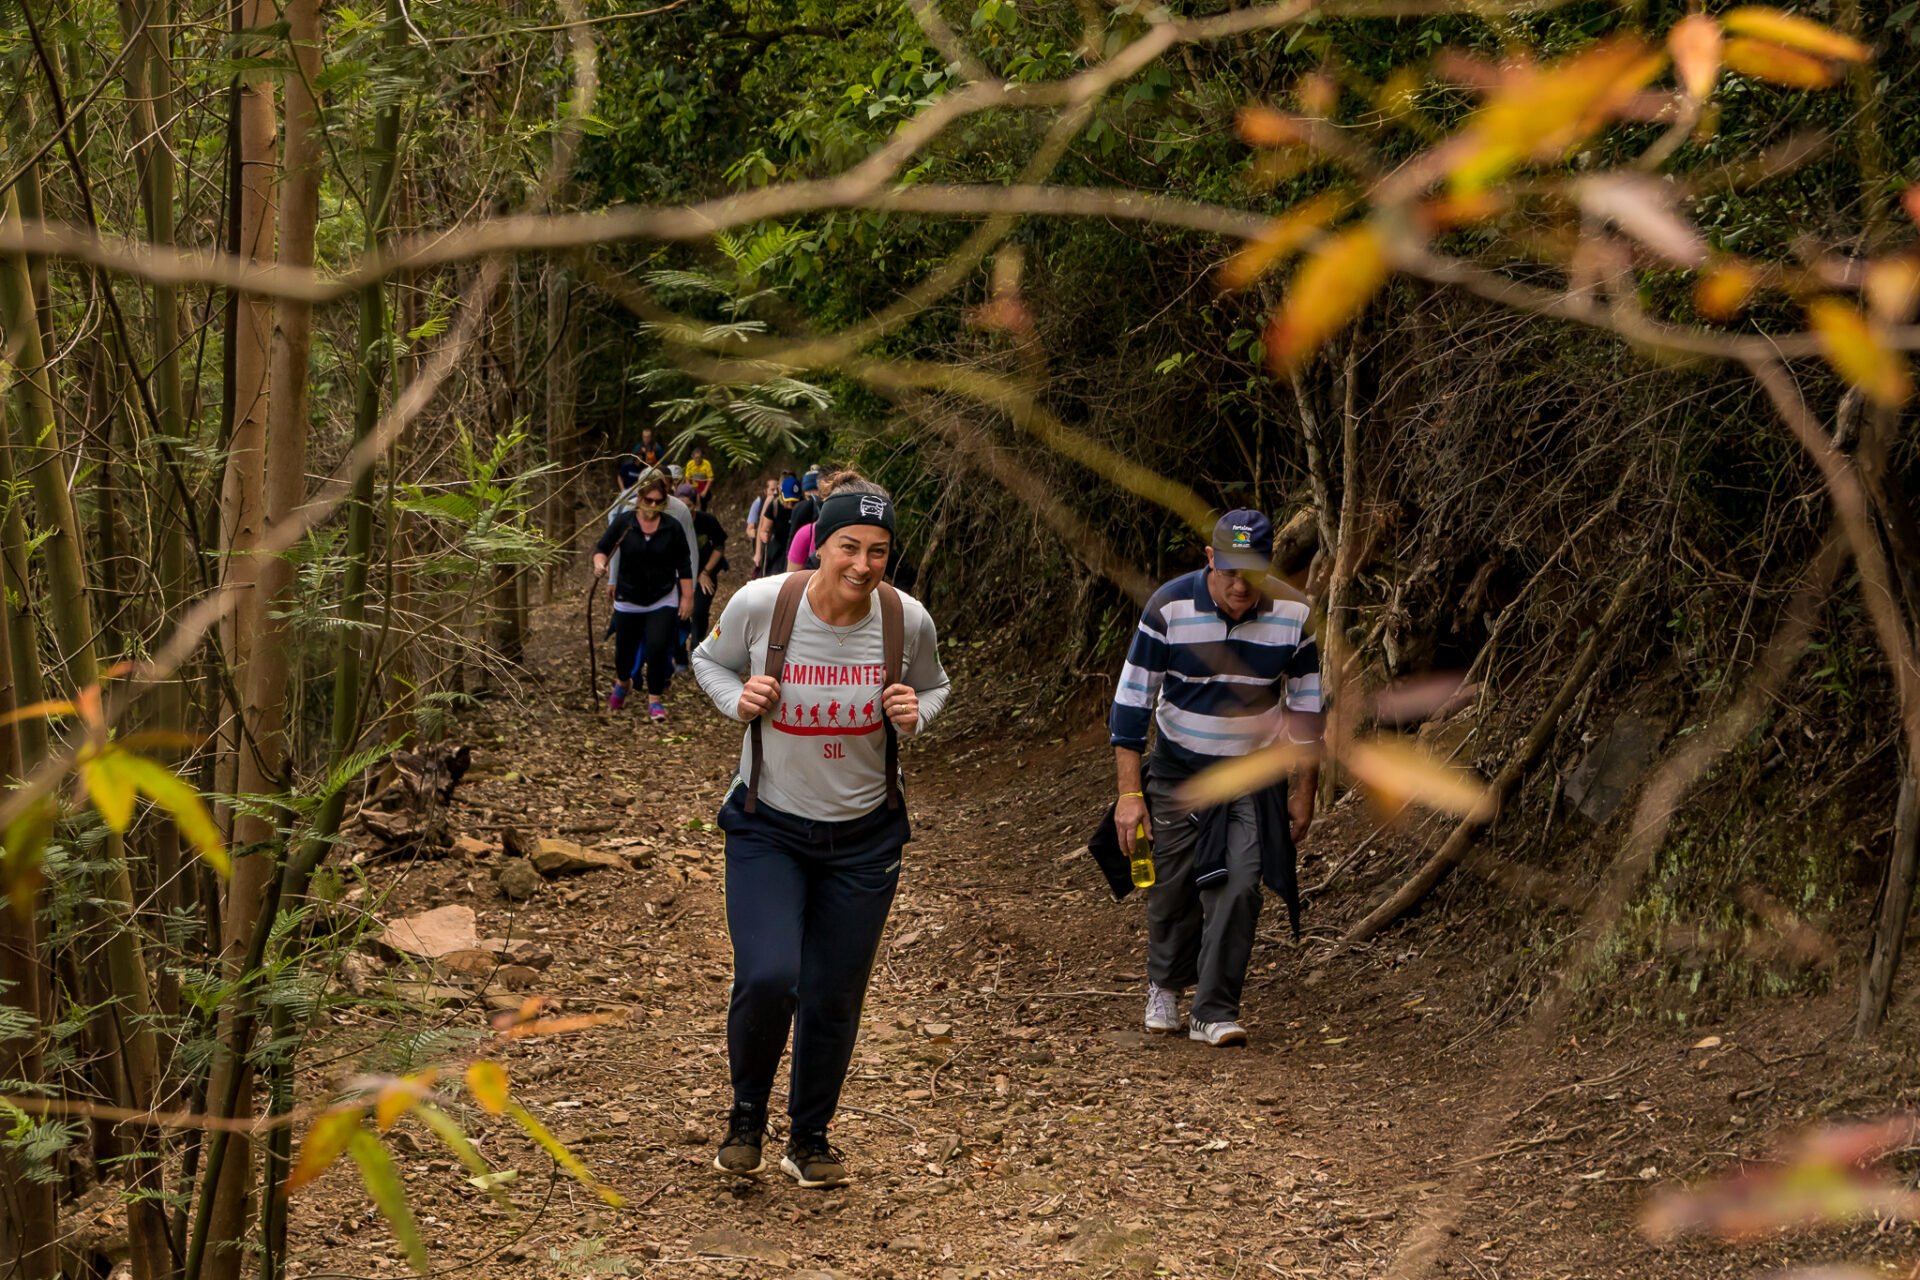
[290, 568, 1904, 1280]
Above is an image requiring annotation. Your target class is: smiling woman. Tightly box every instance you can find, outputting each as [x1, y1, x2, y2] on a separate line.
[689, 479, 951, 1190]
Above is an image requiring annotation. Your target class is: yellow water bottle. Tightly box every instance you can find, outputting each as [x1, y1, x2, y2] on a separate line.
[1130, 822, 1156, 889]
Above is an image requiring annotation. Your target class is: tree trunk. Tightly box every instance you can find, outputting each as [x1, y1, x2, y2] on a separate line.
[1, 185, 172, 1280]
[203, 0, 279, 1267]
[1856, 760, 1920, 1038]
[544, 267, 575, 602]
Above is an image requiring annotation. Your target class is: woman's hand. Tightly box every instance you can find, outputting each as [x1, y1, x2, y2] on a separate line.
[736, 674, 781, 721]
[592, 554, 608, 577]
[698, 571, 715, 595]
[678, 584, 694, 622]
[882, 682, 919, 732]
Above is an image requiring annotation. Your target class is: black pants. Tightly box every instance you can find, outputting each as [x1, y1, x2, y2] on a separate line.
[693, 580, 718, 645]
[718, 786, 908, 1134]
[611, 606, 677, 696]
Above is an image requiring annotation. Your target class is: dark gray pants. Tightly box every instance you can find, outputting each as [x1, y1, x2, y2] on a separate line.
[1144, 774, 1262, 1024]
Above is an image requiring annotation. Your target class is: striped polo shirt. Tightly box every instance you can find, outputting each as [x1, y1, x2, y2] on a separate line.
[1109, 569, 1322, 779]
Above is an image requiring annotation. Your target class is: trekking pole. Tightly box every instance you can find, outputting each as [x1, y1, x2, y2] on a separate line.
[584, 575, 601, 711]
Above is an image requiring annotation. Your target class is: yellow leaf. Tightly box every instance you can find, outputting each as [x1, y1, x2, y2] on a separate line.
[347, 1130, 430, 1274]
[1667, 14, 1724, 99]
[1722, 7, 1870, 62]
[0, 699, 76, 728]
[2, 796, 57, 925]
[1344, 735, 1495, 822]
[465, 1060, 510, 1116]
[285, 1106, 363, 1196]
[1296, 71, 1339, 117]
[112, 750, 231, 877]
[1265, 225, 1389, 373]
[1217, 192, 1349, 292]
[1863, 256, 1920, 325]
[506, 1100, 625, 1208]
[1175, 741, 1321, 809]
[501, 1013, 623, 1040]
[1450, 38, 1667, 192]
[82, 750, 137, 833]
[1808, 297, 1913, 408]
[1722, 37, 1838, 89]
[1237, 105, 1304, 148]
[1695, 262, 1759, 322]
[375, 1070, 439, 1132]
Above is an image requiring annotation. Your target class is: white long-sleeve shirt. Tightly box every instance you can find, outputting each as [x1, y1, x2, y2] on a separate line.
[692, 574, 951, 821]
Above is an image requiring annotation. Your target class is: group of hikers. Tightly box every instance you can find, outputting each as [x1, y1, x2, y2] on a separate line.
[597, 437, 1320, 1190]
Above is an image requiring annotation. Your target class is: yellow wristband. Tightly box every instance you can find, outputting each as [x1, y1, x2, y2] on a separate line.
[1119, 791, 1145, 800]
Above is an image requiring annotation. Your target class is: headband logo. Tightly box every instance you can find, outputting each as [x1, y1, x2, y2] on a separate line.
[859, 495, 890, 521]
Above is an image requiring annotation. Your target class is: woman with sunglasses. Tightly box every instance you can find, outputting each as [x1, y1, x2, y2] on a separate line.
[593, 472, 693, 720]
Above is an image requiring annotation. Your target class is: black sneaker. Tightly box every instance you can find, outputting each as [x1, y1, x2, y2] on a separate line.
[713, 1104, 767, 1177]
[780, 1130, 849, 1189]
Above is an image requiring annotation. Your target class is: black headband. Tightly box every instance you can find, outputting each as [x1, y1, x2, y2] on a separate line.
[813, 491, 896, 546]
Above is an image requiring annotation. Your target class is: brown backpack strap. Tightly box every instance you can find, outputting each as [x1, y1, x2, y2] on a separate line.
[745, 572, 811, 814]
[877, 582, 905, 811]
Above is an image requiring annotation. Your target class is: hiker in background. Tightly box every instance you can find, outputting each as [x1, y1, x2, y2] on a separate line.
[687, 446, 716, 511]
[619, 427, 662, 490]
[1110, 509, 1321, 1048]
[684, 482, 728, 645]
[594, 472, 694, 721]
[691, 480, 951, 1190]
[761, 473, 799, 578]
[785, 468, 842, 571]
[747, 479, 777, 581]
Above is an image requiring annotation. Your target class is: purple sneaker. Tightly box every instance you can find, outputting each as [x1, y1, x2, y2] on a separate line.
[608, 686, 626, 711]
[648, 700, 667, 722]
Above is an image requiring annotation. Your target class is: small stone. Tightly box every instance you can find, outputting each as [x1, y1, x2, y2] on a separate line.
[479, 937, 553, 968]
[530, 838, 628, 876]
[689, 1229, 788, 1265]
[378, 905, 479, 959]
[886, 1236, 932, 1253]
[495, 964, 541, 990]
[921, 1023, 952, 1039]
[496, 859, 543, 901]
[438, 950, 498, 980]
[451, 835, 495, 857]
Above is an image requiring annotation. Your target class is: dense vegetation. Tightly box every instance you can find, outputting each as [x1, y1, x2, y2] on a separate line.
[1, 0, 1918, 1274]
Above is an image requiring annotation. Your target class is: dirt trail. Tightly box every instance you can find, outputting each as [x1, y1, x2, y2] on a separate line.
[293, 566, 1907, 1280]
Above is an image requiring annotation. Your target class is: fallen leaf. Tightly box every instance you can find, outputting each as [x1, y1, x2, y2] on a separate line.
[1692, 1035, 1723, 1049]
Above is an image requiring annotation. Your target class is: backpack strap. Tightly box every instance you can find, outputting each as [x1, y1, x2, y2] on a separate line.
[745, 572, 811, 814]
[877, 582, 905, 811]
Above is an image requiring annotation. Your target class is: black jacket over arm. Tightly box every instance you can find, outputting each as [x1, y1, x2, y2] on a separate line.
[597, 513, 691, 606]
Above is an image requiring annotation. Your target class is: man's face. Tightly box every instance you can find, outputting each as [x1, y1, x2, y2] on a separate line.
[1207, 549, 1263, 615]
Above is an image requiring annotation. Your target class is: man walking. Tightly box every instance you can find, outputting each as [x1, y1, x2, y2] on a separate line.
[1110, 510, 1321, 1047]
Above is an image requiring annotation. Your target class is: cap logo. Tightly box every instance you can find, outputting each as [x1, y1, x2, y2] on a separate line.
[1232, 526, 1253, 547]
[859, 495, 889, 520]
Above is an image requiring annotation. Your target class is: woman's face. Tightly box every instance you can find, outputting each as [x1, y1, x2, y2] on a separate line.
[813, 524, 891, 608]
[637, 486, 668, 514]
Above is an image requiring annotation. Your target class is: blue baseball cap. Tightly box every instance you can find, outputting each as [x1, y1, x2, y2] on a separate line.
[780, 476, 801, 503]
[1212, 509, 1274, 571]
[801, 472, 819, 492]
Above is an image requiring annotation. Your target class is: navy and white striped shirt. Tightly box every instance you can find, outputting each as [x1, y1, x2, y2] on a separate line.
[1109, 569, 1322, 778]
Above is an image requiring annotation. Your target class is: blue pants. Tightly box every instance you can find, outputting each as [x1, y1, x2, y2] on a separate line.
[717, 786, 908, 1134]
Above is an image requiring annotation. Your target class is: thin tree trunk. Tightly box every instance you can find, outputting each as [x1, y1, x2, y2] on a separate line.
[1856, 760, 1920, 1037]
[544, 267, 575, 602]
[203, 0, 278, 1266]
[118, 0, 193, 1021]
[1, 186, 172, 1280]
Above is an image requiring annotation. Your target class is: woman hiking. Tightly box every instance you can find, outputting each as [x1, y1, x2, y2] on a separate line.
[691, 479, 951, 1188]
[593, 472, 693, 720]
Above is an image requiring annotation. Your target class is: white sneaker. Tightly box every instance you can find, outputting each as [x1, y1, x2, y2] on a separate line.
[1189, 1019, 1248, 1047]
[1144, 983, 1183, 1034]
